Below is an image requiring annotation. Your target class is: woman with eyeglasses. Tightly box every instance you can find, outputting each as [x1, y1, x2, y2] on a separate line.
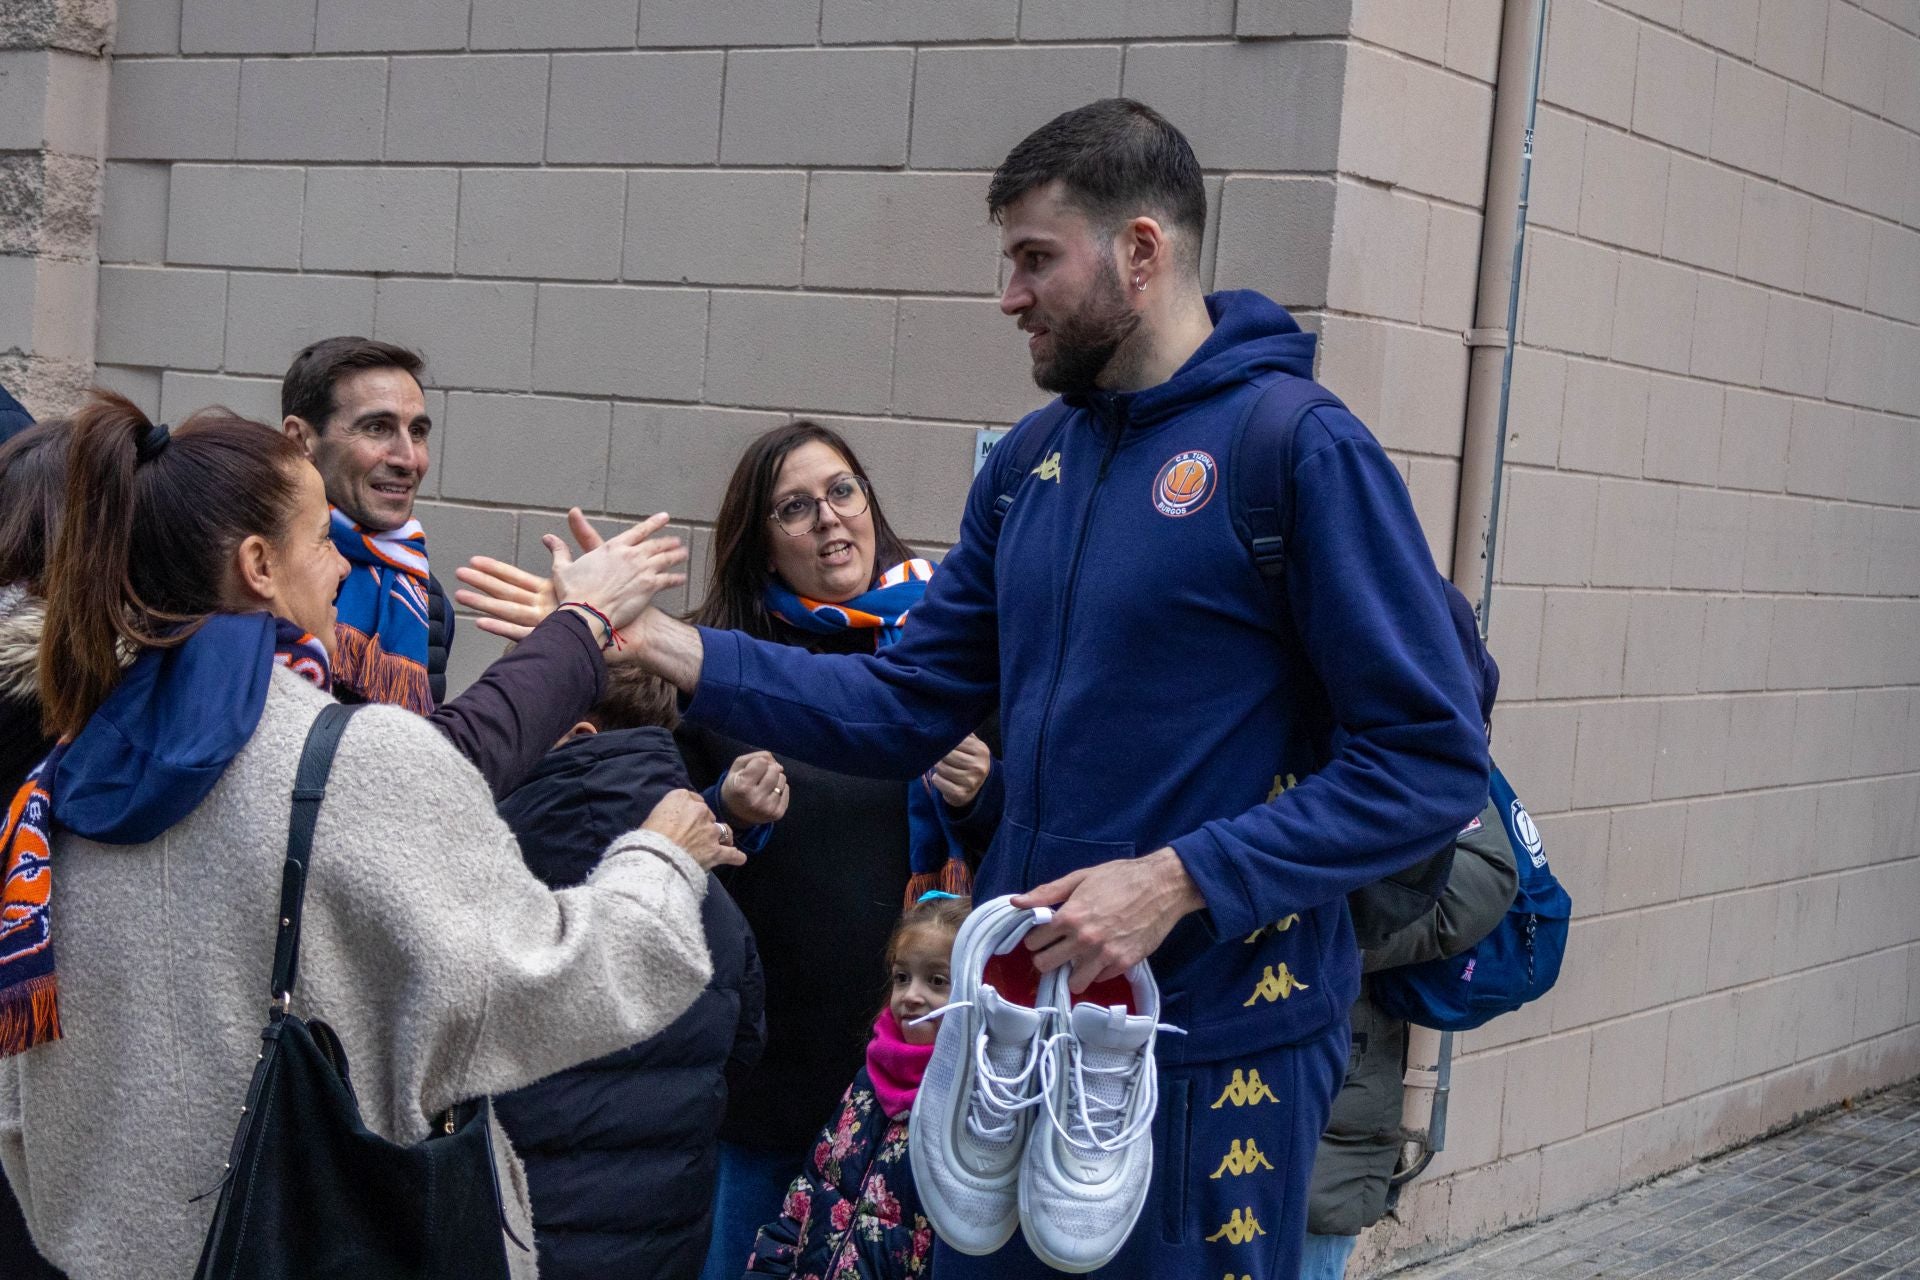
[676, 421, 1004, 1280]
[453, 420, 1005, 1279]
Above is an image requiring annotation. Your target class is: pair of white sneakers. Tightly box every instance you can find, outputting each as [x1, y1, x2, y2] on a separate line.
[908, 895, 1175, 1275]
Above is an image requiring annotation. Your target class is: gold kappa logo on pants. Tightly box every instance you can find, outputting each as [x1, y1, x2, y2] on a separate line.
[1243, 963, 1310, 1006]
[1209, 1138, 1275, 1179]
[1209, 1069, 1280, 1109]
[1243, 914, 1300, 945]
[1204, 1208, 1267, 1244]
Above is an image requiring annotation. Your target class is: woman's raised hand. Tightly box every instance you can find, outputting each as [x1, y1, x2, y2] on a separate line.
[455, 509, 669, 643]
[929, 734, 992, 807]
[720, 750, 790, 826]
[640, 789, 746, 871]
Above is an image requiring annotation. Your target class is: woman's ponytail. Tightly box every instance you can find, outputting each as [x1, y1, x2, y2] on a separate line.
[37, 390, 305, 737]
[40, 391, 149, 737]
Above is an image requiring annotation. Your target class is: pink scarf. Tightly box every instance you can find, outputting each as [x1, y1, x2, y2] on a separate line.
[866, 1010, 935, 1120]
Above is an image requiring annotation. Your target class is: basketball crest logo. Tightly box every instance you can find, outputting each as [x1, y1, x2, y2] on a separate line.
[1152, 449, 1217, 517]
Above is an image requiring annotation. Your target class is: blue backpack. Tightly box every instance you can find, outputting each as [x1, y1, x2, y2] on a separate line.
[1367, 763, 1572, 1031]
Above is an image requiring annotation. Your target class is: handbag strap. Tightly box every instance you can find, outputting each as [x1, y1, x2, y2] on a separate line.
[269, 702, 362, 1017]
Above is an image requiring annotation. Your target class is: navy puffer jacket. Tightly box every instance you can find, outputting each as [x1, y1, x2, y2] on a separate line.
[493, 727, 766, 1280]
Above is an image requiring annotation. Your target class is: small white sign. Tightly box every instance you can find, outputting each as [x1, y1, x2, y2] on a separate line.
[973, 427, 1009, 477]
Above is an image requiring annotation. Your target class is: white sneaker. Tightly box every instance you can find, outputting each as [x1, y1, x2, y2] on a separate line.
[1018, 962, 1169, 1274]
[908, 895, 1055, 1255]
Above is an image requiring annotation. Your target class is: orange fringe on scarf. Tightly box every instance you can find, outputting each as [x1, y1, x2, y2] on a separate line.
[0, 974, 61, 1057]
[332, 623, 433, 714]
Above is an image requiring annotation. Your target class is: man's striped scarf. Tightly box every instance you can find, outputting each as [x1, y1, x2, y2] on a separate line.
[330, 508, 434, 714]
[766, 559, 975, 904]
[0, 619, 330, 1057]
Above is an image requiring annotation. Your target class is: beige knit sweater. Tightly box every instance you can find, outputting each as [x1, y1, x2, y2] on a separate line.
[0, 666, 713, 1280]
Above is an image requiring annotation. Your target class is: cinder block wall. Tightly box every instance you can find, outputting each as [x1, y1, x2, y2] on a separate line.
[85, 0, 1920, 1271]
[1356, 0, 1920, 1270]
[90, 0, 1388, 698]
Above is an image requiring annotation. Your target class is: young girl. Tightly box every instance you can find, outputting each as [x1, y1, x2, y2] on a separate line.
[743, 894, 969, 1279]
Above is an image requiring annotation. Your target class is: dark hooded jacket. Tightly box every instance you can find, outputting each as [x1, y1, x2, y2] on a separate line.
[0, 385, 31, 447]
[491, 727, 765, 1280]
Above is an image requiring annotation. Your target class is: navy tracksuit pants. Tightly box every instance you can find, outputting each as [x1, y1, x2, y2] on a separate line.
[932, 1017, 1349, 1279]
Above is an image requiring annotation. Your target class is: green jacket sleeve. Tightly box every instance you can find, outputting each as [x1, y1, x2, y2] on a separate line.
[1361, 797, 1518, 974]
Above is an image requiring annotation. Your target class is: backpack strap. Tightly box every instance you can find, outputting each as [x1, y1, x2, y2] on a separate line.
[1228, 375, 1345, 592]
[989, 399, 1076, 530]
[269, 702, 362, 1017]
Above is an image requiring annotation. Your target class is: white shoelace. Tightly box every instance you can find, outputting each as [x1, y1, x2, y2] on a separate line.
[912, 1000, 1053, 1143]
[1037, 1020, 1186, 1155]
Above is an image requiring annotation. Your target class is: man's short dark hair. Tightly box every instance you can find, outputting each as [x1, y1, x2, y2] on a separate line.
[281, 337, 425, 432]
[987, 98, 1208, 271]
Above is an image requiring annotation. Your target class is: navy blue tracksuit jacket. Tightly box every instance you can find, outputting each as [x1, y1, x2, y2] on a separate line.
[684, 290, 1487, 1060]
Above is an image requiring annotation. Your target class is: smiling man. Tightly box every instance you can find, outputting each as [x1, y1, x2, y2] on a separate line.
[280, 337, 450, 713]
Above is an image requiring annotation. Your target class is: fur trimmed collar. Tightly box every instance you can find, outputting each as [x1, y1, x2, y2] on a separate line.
[0, 586, 41, 703]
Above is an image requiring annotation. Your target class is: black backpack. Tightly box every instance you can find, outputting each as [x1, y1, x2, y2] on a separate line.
[988, 376, 1491, 947]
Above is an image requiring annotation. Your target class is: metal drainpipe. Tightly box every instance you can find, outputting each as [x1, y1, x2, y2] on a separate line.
[1396, 0, 1552, 1184]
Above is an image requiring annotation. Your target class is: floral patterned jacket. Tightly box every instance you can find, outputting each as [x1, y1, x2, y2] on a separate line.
[744, 1068, 933, 1280]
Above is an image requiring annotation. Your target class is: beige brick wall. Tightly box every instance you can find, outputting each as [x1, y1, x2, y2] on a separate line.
[86, 0, 1920, 1270]
[91, 0, 1372, 694]
[1353, 0, 1920, 1270]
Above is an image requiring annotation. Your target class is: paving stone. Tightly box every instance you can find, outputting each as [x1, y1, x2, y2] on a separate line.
[1388, 1081, 1920, 1280]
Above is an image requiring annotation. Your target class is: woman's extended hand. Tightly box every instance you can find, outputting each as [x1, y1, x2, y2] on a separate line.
[640, 789, 745, 871]
[455, 509, 670, 642]
[720, 750, 790, 826]
[929, 734, 992, 807]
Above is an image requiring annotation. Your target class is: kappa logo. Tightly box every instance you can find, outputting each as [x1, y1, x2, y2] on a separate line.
[1242, 962, 1310, 1006]
[1209, 1138, 1276, 1179]
[1511, 797, 1546, 868]
[1210, 1069, 1280, 1109]
[1152, 449, 1217, 517]
[1243, 914, 1300, 945]
[1204, 1208, 1267, 1245]
[1030, 451, 1062, 483]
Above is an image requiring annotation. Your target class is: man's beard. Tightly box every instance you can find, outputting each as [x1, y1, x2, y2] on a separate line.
[1028, 258, 1143, 394]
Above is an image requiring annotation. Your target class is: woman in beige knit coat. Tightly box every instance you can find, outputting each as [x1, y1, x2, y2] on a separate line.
[0, 392, 742, 1280]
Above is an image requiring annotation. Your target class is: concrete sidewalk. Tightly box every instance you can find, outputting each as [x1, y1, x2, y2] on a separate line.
[1385, 1077, 1920, 1279]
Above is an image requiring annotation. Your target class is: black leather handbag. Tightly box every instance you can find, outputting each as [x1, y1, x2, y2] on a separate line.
[193, 703, 516, 1280]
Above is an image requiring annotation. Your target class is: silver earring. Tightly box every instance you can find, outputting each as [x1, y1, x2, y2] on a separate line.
[1134, 277, 1147, 291]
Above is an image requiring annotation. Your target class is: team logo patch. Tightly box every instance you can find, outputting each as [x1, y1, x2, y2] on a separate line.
[1152, 449, 1217, 517]
[1511, 797, 1547, 869]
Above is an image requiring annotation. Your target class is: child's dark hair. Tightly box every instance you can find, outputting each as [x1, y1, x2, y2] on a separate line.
[884, 894, 971, 973]
[584, 663, 680, 732]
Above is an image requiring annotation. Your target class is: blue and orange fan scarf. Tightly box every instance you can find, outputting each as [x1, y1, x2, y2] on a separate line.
[330, 509, 435, 715]
[0, 618, 330, 1057]
[766, 559, 975, 905]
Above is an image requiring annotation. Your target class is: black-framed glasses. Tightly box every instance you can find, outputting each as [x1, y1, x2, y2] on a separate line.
[769, 475, 871, 536]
